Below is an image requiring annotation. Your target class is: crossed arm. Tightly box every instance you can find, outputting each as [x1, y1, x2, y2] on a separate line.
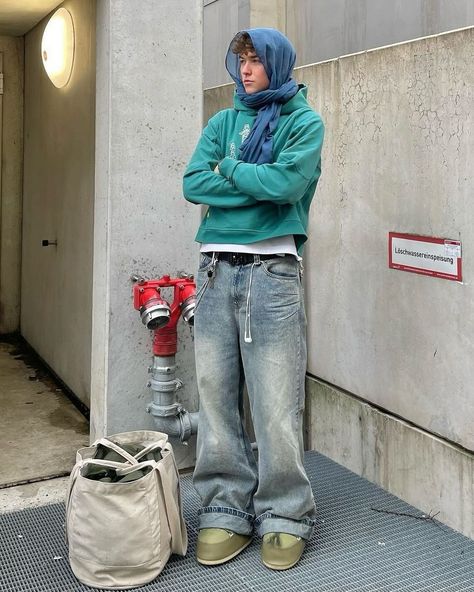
[183, 113, 324, 208]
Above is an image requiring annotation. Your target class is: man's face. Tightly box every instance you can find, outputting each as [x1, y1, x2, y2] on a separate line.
[239, 51, 270, 94]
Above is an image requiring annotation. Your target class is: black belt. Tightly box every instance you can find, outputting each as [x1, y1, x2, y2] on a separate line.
[205, 252, 281, 266]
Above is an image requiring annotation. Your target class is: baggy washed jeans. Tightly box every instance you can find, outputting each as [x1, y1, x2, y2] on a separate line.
[192, 252, 316, 539]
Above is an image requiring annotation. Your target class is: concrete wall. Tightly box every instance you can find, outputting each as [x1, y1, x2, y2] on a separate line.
[203, 27, 474, 536]
[22, 0, 96, 405]
[301, 28, 473, 452]
[203, 0, 474, 87]
[91, 0, 202, 467]
[306, 379, 473, 538]
[0, 36, 23, 334]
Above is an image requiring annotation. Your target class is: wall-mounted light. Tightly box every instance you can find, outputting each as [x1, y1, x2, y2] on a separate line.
[41, 8, 75, 88]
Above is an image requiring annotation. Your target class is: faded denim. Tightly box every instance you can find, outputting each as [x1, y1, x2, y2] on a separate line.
[192, 252, 316, 540]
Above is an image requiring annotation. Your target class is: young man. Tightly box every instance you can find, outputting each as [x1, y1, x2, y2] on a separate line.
[183, 28, 324, 570]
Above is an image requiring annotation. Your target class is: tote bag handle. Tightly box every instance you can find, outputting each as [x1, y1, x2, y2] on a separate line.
[93, 438, 140, 464]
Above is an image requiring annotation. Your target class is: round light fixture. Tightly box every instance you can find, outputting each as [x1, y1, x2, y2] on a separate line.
[41, 8, 75, 88]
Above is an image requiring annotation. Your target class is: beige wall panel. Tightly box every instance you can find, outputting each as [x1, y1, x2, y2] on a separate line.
[205, 0, 474, 86]
[204, 0, 250, 88]
[287, 0, 474, 64]
[22, 0, 95, 405]
[250, 0, 287, 31]
[0, 36, 23, 334]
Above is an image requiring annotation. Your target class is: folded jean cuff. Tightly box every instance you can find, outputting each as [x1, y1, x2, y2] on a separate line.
[255, 513, 315, 540]
[198, 506, 254, 536]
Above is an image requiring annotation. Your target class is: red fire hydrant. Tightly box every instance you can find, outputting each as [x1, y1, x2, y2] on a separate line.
[133, 274, 196, 355]
[132, 273, 198, 442]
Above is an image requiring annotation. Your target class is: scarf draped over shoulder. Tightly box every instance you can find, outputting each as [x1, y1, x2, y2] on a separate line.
[225, 28, 298, 165]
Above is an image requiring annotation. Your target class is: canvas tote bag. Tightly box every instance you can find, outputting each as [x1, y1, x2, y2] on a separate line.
[66, 430, 187, 589]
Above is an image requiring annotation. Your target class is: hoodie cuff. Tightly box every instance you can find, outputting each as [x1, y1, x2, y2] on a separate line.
[219, 157, 241, 181]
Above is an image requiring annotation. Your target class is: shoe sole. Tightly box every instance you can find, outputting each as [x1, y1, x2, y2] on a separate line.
[262, 557, 300, 571]
[197, 537, 252, 566]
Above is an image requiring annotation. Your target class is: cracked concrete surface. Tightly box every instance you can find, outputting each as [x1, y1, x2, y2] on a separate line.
[0, 338, 89, 493]
[294, 27, 474, 451]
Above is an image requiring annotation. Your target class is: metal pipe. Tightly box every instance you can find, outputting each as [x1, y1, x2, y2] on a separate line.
[145, 355, 198, 442]
[147, 409, 199, 442]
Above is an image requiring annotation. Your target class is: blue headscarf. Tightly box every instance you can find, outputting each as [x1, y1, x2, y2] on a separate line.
[225, 28, 298, 164]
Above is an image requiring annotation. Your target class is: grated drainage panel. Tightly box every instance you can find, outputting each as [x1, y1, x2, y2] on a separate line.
[1, 451, 473, 591]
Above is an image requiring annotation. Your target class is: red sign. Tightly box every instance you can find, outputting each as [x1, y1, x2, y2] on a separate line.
[389, 232, 462, 281]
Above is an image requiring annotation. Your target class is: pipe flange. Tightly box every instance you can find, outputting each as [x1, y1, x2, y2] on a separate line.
[149, 377, 179, 392]
[149, 402, 181, 417]
[152, 364, 176, 373]
[151, 365, 176, 381]
[178, 411, 192, 442]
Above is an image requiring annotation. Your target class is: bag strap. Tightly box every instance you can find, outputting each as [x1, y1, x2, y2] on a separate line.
[134, 439, 166, 461]
[115, 460, 156, 476]
[94, 437, 167, 463]
[93, 438, 140, 464]
[81, 457, 131, 470]
[156, 451, 188, 555]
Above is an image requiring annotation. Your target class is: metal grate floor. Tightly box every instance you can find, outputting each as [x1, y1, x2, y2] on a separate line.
[1, 451, 473, 591]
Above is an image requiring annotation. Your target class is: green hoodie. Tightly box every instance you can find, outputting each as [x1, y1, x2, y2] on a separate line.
[183, 85, 324, 254]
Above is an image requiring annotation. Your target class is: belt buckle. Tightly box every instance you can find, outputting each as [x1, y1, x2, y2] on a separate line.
[231, 253, 242, 266]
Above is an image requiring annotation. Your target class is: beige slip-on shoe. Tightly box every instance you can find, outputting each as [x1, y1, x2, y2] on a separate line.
[197, 528, 252, 565]
[261, 532, 306, 570]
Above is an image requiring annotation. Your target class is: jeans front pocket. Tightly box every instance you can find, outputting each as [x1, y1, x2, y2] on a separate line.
[261, 256, 299, 281]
